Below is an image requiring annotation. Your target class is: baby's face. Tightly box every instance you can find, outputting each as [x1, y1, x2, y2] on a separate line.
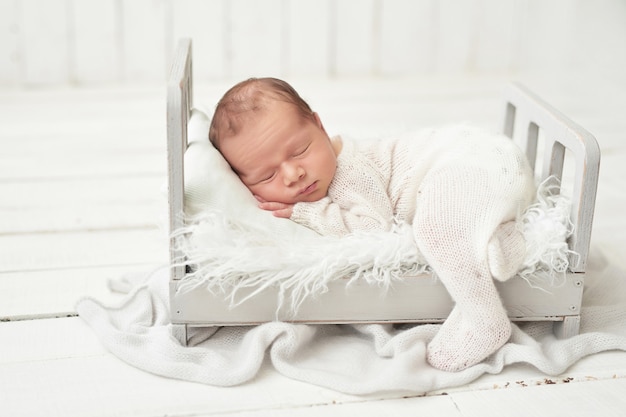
[219, 101, 338, 205]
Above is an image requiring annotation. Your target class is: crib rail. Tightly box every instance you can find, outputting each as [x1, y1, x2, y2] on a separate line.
[503, 83, 600, 273]
[167, 38, 193, 281]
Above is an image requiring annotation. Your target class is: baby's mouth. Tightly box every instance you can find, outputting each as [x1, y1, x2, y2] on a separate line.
[298, 181, 318, 196]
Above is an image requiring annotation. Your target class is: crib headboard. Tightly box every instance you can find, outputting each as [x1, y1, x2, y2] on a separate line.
[167, 38, 193, 282]
[502, 83, 600, 273]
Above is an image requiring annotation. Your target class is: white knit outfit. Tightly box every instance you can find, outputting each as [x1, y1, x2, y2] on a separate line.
[291, 125, 535, 371]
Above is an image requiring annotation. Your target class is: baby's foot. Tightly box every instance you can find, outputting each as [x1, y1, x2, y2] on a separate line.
[427, 307, 512, 372]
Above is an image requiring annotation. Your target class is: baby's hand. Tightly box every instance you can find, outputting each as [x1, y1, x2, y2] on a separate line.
[255, 196, 294, 218]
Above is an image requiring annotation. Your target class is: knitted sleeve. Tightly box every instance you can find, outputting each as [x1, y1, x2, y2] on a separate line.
[290, 139, 394, 236]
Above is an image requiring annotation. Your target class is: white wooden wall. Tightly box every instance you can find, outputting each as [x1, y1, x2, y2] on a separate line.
[0, 0, 625, 87]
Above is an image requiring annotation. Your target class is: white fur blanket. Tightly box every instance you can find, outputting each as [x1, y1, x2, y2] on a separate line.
[174, 180, 573, 315]
[76, 248, 626, 395]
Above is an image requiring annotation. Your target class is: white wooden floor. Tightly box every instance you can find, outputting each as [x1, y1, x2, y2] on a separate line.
[1, 72, 626, 416]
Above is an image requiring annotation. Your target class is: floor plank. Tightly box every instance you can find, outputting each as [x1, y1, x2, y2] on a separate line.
[0, 229, 167, 274]
[0, 176, 166, 234]
[2, 317, 625, 416]
[0, 73, 625, 416]
[0, 264, 161, 319]
[449, 378, 626, 417]
[0, 317, 433, 417]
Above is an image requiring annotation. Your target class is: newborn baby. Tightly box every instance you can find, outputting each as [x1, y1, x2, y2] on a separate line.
[209, 77, 535, 372]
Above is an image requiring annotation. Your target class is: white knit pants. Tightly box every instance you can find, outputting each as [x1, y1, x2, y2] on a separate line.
[413, 133, 534, 371]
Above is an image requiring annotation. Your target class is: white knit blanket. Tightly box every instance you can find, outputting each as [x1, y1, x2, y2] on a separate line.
[76, 250, 626, 394]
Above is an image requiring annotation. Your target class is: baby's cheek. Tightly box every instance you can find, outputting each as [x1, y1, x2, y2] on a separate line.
[252, 185, 282, 204]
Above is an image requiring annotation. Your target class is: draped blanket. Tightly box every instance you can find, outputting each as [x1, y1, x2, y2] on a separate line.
[76, 250, 626, 394]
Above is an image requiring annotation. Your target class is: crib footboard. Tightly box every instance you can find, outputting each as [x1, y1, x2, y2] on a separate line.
[503, 82, 600, 273]
[166, 39, 600, 345]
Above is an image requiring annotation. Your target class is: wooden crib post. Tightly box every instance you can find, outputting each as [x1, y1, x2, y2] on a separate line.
[554, 316, 581, 339]
[171, 324, 188, 346]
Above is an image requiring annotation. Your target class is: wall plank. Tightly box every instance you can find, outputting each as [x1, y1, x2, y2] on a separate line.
[0, 0, 20, 85]
[20, 0, 70, 85]
[334, 0, 377, 76]
[228, 0, 283, 79]
[569, 0, 626, 77]
[284, 0, 332, 77]
[0, 0, 625, 87]
[71, 0, 120, 83]
[469, 0, 519, 72]
[380, 0, 436, 75]
[171, 0, 227, 80]
[121, 0, 168, 83]
[435, 0, 474, 73]
[515, 0, 575, 74]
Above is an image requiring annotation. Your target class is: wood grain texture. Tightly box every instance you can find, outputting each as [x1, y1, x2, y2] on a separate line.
[1, 19, 625, 412]
[1, 317, 626, 416]
[3, 1, 626, 86]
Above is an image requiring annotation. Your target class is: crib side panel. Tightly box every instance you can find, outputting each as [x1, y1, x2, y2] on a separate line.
[170, 273, 583, 326]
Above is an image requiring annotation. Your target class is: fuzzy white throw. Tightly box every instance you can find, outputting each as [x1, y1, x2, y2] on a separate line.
[76, 249, 626, 395]
[173, 179, 573, 316]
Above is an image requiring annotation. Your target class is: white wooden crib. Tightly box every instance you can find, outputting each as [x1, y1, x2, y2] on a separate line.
[166, 39, 600, 346]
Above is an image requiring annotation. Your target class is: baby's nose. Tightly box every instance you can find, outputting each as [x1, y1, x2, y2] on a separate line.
[283, 163, 305, 185]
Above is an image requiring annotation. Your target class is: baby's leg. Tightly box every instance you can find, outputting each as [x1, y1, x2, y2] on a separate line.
[488, 220, 526, 282]
[414, 158, 533, 371]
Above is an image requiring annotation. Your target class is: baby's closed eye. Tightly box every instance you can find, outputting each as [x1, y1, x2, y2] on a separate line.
[293, 143, 311, 157]
[258, 172, 276, 183]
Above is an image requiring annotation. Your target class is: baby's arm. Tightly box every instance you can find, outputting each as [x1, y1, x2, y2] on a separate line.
[256, 196, 389, 236]
[289, 196, 391, 237]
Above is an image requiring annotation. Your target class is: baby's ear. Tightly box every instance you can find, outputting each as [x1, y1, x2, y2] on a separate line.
[330, 135, 343, 155]
[313, 112, 325, 132]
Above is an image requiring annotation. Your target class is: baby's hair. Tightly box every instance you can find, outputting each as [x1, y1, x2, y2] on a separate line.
[209, 77, 316, 149]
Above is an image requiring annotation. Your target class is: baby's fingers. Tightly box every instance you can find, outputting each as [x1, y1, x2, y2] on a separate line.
[272, 206, 293, 218]
[258, 201, 293, 218]
[258, 201, 286, 211]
